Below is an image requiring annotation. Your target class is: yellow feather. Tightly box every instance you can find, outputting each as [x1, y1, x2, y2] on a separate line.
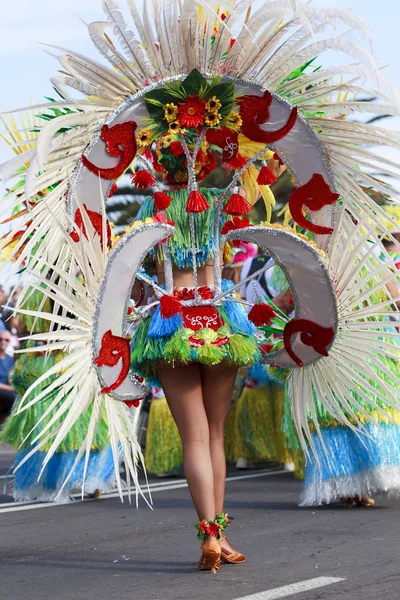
[238, 134, 274, 161]
[242, 164, 276, 222]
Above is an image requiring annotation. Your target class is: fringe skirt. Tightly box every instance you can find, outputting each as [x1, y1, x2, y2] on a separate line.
[131, 280, 260, 376]
[300, 424, 400, 506]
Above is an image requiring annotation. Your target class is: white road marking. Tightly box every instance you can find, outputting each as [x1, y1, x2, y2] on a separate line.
[233, 577, 346, 600]
[0, 469, 287, 514]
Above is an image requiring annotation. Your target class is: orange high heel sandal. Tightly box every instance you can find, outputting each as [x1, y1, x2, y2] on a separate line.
[196, 519, 223, 574]
[220, 535, 246, 564]
[198, 539, 221, 573]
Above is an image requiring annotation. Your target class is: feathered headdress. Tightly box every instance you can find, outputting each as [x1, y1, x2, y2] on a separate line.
[1, 0, 399, 495]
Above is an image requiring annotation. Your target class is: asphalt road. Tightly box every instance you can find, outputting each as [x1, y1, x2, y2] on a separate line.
[1, 451, 400, 600]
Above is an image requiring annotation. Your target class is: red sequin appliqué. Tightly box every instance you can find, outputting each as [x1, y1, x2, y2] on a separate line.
[94, 330, 131, 393]
[288, 173, 340, 235]
[70, 204, 111, 249]
[206, 127, 239, 161]
[283, 318, 335, 368]
[238, 91, 298, 144]
[81, 121, 137, 180]
[183, 306, 224, 332]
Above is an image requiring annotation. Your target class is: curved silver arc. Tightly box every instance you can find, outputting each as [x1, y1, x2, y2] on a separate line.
[68, 77, 336, 252]
[226, 226, 338, 368]
[92, 222, 175, 401]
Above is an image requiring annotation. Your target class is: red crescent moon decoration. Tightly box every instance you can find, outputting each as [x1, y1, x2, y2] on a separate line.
[81, 121, 137, 180]
[238, 91, 298, 144]
[289, 173, 340, 235]
[94, 330, 131, 393]
[283, 318, 335, 367]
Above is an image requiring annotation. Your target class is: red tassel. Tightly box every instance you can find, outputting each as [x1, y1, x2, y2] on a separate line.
[130, 169, 157, 190]
[154, 191, 173, 210]
[160, 295, 183, 318]
[257, 165, 277, 185]
[223, 193, 252, 216]
[248, 303, 276, 326]
[186, 190, 210, 213]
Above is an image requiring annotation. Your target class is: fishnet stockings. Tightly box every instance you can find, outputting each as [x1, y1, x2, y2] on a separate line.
[158, 362, 237, 521]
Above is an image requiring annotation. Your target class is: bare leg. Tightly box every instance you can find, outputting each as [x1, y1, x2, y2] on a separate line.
[201, 362, 243, 558]
[158, 363, 216, 520]
[201, 362, 238, 514]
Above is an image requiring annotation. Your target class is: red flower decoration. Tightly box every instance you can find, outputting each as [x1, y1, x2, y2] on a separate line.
[154, 212, 174, 227]
[169, 141, 185, 157]
[221, 216, 251, 235]
[178, 95, 206, 128]
[223, 153, 247, 171]
[198, 151, 217, 178]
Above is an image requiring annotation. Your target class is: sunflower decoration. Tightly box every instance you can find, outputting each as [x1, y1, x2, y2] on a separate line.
[144, 69, 235, 137]
[136, 128, 154, 154]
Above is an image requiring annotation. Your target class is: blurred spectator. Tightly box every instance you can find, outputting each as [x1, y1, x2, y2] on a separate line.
[0, 330, 17, 424]
[240, 253, 293, 314]
[0, 286, 7, 331]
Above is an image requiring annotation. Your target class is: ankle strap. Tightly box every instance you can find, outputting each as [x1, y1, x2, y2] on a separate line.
[195, 513, 231, 540]
[215, 512, 231, 531]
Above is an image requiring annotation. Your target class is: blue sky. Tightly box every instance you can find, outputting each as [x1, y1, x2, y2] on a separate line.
[1, 0, 399, 114]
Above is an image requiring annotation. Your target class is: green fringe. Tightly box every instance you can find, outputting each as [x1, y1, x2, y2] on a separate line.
[131, 317, 260, 375]
[164, 328, 192, 363]
[139, 188, 226, 268]
[0, 352, 109, 452]
[227, 333, 260, 364]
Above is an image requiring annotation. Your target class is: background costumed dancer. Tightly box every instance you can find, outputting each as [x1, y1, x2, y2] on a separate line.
[0, 0, 399, 573]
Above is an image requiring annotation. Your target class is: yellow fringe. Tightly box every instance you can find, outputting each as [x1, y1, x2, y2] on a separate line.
[145, 397, 183, 474]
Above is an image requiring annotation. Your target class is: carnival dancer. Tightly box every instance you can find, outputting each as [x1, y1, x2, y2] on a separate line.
[1, 0, 399, 574]
[298, 254, 400, 507]
[0, 292, 116, 503]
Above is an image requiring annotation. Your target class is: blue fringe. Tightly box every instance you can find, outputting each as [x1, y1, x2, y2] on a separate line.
[13, 447, 115, 500]
[221, 280, 256, 336]
[304, 424, 400, 485]
[148, 306, 183, 338]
